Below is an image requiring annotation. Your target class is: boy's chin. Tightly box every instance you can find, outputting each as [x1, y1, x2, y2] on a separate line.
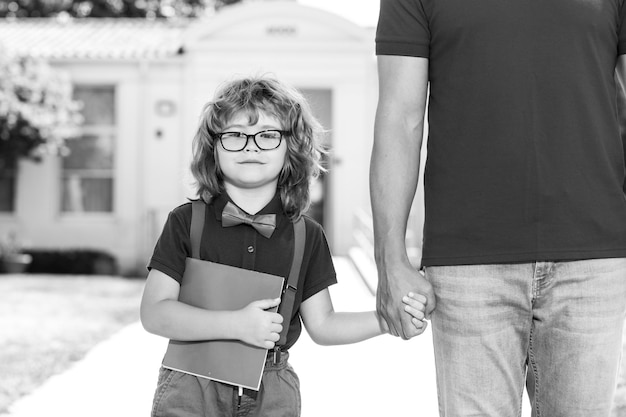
[224, 178, 280, 191]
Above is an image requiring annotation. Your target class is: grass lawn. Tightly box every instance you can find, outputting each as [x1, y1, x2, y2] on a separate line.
[0, 274, 145, 414]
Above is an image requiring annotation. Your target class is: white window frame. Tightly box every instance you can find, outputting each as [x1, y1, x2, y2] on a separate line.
[60, 85, 116, 216]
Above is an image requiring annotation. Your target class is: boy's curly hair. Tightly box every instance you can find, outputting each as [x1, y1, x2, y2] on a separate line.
[190, 76, 326, 220]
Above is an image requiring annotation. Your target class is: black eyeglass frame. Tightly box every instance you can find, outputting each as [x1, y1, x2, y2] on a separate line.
[217, 129, 288, 152]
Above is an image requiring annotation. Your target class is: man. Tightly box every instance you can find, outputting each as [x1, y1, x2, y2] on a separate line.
[371, 0, 626, 416]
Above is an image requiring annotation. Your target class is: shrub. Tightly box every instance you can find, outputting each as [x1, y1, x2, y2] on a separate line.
[24, 249, 118, 275]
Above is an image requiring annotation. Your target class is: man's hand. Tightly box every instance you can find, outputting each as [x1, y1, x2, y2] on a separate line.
[376, 261, 435, 339]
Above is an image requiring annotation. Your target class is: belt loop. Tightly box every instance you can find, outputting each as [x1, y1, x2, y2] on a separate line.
[273, 346, 281, 364]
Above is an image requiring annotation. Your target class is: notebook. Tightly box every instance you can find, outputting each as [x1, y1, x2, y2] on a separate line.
[162, 257, 284, 390]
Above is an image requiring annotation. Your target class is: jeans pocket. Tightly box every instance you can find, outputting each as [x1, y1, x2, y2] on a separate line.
[151, 367, 176, 417]
[261, 363, 301, 417]
[284, 364, 301, 416]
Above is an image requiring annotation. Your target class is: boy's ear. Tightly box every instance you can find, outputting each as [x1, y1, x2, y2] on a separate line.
[279, 158, 294, 183]
[213, 150, 221, 168]
[213, 153, 225, 183]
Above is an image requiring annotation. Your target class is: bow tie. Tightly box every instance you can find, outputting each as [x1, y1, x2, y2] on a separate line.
[221, 202, 276, 238]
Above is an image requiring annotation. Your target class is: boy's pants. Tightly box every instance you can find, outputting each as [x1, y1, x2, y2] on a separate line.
[426, 258, 626, 417]
[151, 351, 300, 417]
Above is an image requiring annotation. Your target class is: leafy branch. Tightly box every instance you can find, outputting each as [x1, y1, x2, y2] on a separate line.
[0, 46, 82, 172]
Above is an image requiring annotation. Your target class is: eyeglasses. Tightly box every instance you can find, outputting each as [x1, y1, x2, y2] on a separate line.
[217, 130, 286, 152]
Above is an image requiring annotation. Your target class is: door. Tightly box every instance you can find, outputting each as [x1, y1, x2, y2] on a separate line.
[298, 88, 332, 228]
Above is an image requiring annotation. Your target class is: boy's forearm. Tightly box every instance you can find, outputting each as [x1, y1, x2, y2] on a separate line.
[310, 311, 384, 346]
[141, 299, 239, 342]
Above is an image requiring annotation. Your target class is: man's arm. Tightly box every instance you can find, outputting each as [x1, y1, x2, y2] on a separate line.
[615, 55, 626, 193]
[370, 55, 434, 339]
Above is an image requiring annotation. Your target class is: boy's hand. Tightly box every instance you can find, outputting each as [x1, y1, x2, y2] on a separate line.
[402, 292, 428, 336]
[236, 298, 283, 349]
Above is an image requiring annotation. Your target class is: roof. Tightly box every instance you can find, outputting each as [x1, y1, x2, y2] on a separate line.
[0, 18, 191, 60]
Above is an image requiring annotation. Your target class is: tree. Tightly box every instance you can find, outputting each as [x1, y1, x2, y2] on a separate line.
[0, 0, 243, 18]
[0, 46, 82, 173]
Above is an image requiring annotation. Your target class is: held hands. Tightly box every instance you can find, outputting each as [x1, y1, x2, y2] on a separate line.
[376, 261, 436, 340]
[236, 298, 283, 349]
[378, 292, 428, 336]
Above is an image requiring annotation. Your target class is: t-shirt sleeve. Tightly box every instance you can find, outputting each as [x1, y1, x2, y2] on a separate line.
[301, 220, 337, 301]
[147, 205, 192, 284]
[619, 0, 626, 55]
[375, 0, 430, 57]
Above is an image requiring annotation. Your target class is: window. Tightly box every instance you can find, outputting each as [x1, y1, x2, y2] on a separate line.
[61, 86, 115, 213]
[0, 168, 16, 212]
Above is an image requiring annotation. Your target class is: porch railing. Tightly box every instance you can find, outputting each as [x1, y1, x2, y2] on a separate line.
[350, 209, 423, 294]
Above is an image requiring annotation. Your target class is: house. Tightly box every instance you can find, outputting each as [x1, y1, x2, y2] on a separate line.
[0, 0, 425, 275]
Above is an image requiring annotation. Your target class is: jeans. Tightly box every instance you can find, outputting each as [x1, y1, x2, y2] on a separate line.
[151, 351, 300, 417]
[425, 258, 626, 417]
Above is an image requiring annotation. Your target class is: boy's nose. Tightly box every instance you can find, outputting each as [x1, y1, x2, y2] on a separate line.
[243, 139, 261, 152]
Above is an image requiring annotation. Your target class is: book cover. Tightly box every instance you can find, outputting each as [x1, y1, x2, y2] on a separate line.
[162, 257, 284, 390]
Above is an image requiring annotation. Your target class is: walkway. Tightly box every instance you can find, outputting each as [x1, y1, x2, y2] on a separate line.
[2, 257, 531, 416]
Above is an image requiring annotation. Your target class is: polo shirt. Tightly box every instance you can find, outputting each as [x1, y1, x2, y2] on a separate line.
[148, 193, 337, 350]
[376, 0, 626, 266]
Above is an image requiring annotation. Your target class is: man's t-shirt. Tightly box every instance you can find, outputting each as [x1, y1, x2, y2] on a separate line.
[377, 0, 626, 266]
[148, 193, 337, 350]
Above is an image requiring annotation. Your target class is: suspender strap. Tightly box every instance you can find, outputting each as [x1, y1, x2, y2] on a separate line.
[189, 200, 306, 347]
[190, 200, 205, 259]
[277, 217, 306, 346]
